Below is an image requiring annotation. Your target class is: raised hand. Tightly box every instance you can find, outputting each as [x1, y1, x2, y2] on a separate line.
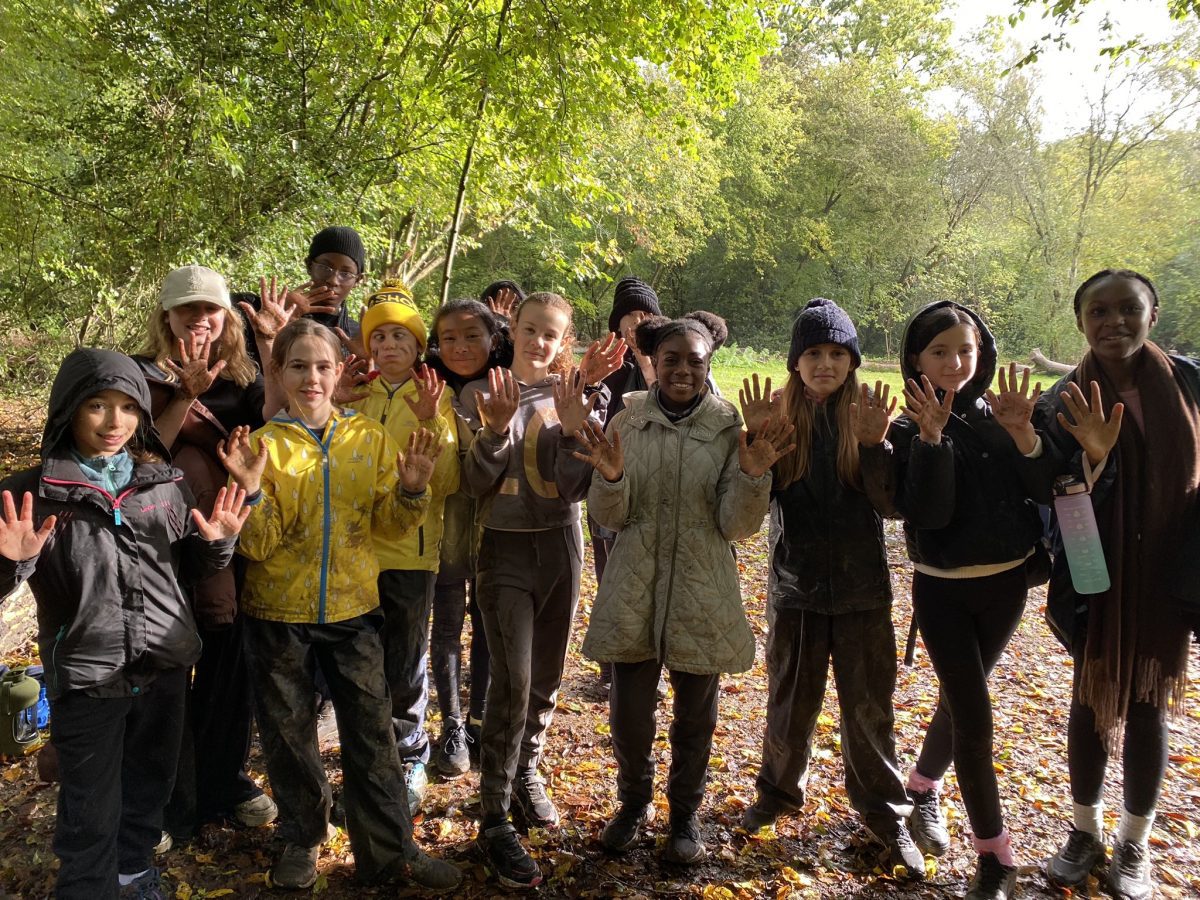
[850, 380, 897, 447]
[571, 419, 624, 482]
[0, 491, 56, 561]
[239, 276, 296, 342]
[403, 364, 446, 421]
[216, 425, 269, 494]
[904, 375, 954, 445]
[191, 485, 252, 540]
[475, 367, 521, 435]
[283, 281, 339, 319]
[553, 366, 599, 437]
[738, 373, 778, 434]
[397, 427, 442, 493]
[487, 287, 520, 319]
[738, 415, 797, 478]
[985, 363, 1041, 454]
[579, 333, 628, 385]
[334, 327, 367, 363]
[333, 354, 375, 404]
[164, 335, 226, 400]
[1057, 380, 1124, 466]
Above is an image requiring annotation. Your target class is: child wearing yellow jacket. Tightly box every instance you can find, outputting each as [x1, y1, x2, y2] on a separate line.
[221, 318, 461, 893]
[350, 279, 459, 813]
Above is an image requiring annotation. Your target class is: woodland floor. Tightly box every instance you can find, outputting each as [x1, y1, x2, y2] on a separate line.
[0, 397, 1198, 899]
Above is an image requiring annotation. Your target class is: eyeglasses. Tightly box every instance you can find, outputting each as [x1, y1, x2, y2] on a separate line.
[310, 261, 360, 284]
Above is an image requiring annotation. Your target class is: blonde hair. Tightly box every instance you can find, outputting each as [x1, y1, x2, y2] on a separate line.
[142, 306, 258, 388]
[514, 292, 577, 377]
[772, 369, 862, 490]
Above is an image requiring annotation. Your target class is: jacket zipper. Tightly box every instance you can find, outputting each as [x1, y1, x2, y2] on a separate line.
[42, 478, 144, 526]
[659, 421, 687, 661]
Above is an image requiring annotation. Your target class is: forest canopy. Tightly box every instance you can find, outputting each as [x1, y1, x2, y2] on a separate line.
[3, 0, 1200, 374]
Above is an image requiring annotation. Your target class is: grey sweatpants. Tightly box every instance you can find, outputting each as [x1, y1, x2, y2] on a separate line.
[753, 606, 912, 837]
[476, 524, 582, 817]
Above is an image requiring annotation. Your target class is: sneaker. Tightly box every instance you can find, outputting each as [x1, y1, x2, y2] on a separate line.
[741, 802, 778, 832]
[403, 760, 428, 817]
[466, 719, 483, 767]
[661, 813, 706, 865]
[233, 792, 279, 827]
[965, 852, 1018, 900]
[477, 821, 543, 889]
[119, 868, 165, 900]
[153, 831, 172, 855]
[1109, 839, 1152, 900]
[270, 842, 320, 889]
[1046, 828, 1105, 887]
[512, 767, 560, 830]
[380, 849, 463, 893]
[600, 803, 655, 853]
[907, 789, 950, 857]
[871, 822, 926, 878]
[432, 720, 471, 779]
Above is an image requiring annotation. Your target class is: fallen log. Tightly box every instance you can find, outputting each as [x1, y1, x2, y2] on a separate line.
[1029, 348, 1076, 375]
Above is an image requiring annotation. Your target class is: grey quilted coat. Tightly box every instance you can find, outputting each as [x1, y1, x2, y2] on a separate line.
[581, 390, 771, 674]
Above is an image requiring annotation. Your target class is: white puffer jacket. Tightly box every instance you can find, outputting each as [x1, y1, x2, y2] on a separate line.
[582, 390, 771, 674]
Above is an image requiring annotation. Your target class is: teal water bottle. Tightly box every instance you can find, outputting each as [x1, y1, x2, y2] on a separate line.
[1053, 476, 1110, 595]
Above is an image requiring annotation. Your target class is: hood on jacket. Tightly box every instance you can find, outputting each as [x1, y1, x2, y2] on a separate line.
[43, 348, 170, 461]
[899, 300, 997, 408]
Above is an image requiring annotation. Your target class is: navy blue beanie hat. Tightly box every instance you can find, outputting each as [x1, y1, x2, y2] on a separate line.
[788, 298, 862, 370]
[608, 276, 663, 334]
[307, 226, 366, 275]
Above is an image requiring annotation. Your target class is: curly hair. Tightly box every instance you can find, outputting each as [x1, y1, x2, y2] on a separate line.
[633, 311, 728, 358]
[514, 292, 577, 376]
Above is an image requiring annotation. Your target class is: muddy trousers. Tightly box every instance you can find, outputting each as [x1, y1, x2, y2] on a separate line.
[476, 525, 582, 819]
[243, 613, 417, 882]
[753, 606, 912, 836]
[912, 566, 1026, 841]
[164, 615, 261, 836]
[430, 577, 489, 724]
[378, 570, 435, 763]
[1067, 636, 1169, 817]
[50, 668, 187, 900]
[610, 660, 720, 819]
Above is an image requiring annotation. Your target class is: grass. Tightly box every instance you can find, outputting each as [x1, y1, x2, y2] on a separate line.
[710, 359, 906, 403]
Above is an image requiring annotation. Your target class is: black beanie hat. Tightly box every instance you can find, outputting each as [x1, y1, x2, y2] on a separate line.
[608, 276, 663, 334]
[481, 280, 526, 304]
[307, 226, 366, 275]
[788, 298, 862, 370]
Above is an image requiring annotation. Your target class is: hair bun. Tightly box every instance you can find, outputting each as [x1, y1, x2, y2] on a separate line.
[684, 311, 729, 351]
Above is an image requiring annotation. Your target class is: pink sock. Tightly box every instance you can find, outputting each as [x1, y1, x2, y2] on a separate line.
[907, 770, 941, 794]
[971, 829, 1015, 867]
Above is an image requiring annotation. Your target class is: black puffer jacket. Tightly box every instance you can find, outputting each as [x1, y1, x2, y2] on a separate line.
[860, 301, 1045, 570]
[0, 349, 234, 698]
[770, 402, 892, 613]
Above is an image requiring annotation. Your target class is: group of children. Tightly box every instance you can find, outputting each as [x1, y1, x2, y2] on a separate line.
[0, 233, 1192, 900]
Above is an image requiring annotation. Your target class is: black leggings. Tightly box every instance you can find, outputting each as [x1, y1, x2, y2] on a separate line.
[912, 565, 1026, 840]
[1067, 640, 1169, 817]
[430, 578, 490, 724]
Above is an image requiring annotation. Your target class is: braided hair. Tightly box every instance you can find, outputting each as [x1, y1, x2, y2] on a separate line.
[1073, 269, 1159, 315]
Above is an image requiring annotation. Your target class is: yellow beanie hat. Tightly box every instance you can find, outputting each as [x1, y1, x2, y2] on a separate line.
[362, 279, 426, 352]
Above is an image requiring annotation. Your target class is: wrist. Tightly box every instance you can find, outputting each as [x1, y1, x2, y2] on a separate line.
[919, 429, 942, 445]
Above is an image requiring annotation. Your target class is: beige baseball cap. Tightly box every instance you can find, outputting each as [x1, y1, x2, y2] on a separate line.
[159, 265, 232, 311]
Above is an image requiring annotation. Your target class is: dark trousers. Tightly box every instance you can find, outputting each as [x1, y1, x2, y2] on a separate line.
[1067, 638, 1169, 816]
[164, 615, 260, 836]
[754, 606, 911, 836]
[50, 668, 188, 899]
[476, 525, 582, 817]
[912, 566, 1026, 840]
[430, 577, 490, 724]
[243, 613, 416, 881]
[378, 569, 435, 763]
[610, 659, 720, 819]
[589, 520, 614, 682]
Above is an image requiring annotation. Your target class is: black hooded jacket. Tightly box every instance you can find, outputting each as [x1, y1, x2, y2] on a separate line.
[769, 397, 893, 614]
[0, 349, 234, 698]
[860, 301, 1045, 570]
